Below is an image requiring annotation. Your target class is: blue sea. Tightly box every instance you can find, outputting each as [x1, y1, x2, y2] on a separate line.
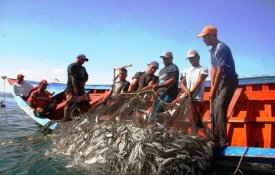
[0, 92, 274, 175]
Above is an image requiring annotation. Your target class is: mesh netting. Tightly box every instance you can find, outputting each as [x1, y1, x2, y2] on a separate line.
[51, 90, 215, 175]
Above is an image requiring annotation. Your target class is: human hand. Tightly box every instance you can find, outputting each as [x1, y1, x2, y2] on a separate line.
[36, 107, 44, 113]
[152, 85, 159, 91]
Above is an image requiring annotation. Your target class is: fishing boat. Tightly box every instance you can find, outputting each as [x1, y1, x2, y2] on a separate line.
[7, 78, 110, 130]
[7, 76, 275, 164]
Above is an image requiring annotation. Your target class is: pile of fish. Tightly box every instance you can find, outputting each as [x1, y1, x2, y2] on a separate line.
[52, 118, 215, 175]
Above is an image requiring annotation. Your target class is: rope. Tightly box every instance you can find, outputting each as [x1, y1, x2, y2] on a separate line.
[232, 146, 249, 175]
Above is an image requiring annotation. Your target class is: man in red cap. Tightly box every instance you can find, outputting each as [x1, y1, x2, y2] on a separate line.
[198, 25, 238, 149]
[64, 54, 90, 121]
[28, 80, 57, 118]
[13, 74, 34, 100]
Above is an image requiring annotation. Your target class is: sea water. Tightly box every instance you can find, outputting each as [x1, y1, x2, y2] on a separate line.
[0, 92, 274, 175]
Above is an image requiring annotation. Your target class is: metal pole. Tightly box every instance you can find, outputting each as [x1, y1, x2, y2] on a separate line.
[1, 76, 7, 107]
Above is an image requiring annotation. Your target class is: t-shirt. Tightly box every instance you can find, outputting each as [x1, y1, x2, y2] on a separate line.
[158, 63, 179, 99]
[28, 89, 51, 109]
[111, 80, 130, 98]
[132, 71, 158, 91]
[66, 62, 88, 95]
[181, 65, 208, 101]
[13, 81, 34, 97]
[210, 41, 238, 79]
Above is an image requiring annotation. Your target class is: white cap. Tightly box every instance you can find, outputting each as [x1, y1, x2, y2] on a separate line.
[186, 49, 199, 58]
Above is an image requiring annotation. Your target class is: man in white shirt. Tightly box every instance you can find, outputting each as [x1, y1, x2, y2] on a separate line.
[181, 49, 208, 101]
[180, 49, 208, 135]
[13, 74, 34, 100]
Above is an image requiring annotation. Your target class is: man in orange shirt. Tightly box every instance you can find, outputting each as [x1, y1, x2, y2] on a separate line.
[28, 80, 57, 118]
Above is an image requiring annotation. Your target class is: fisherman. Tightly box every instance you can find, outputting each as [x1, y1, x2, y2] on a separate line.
[100, 67, 130, 104]
[28, 80, 57, 118]
[13, 74, 34, 100]
[149, 51, 179, 125]
[198, 25, 238, 149]
[180, 49, 208, 135]
[128, 61, 159, 92]
[64, 54, 90, 121]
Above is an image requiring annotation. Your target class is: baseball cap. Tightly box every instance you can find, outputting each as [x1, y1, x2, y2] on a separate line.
[17, 74, 24, 78]
[160, 51, 173, 59]
[77, 54, 89, 61]
[40, 79, 48, 85]
[148, 61, 159, 69]
[186, 49, 199, 59]
[197, 25, 218, 37]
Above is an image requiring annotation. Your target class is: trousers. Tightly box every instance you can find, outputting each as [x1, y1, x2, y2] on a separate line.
[211, 76, 238, 147]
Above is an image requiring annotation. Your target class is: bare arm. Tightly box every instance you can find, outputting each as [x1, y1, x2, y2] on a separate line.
[70, 74, 79, 95]
[139, 80, 158, 91]
[100, 89, 113, 103]
[190, 73, 207, 94]
[180, 77, 189, 94]
[128, 79, 138, 92]
[153, 78, 176, 91]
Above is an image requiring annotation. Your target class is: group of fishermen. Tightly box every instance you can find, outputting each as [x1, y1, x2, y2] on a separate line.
[13, 25, 238, 150]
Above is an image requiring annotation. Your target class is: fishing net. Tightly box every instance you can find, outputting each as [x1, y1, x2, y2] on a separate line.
[51, 90, 215, 175]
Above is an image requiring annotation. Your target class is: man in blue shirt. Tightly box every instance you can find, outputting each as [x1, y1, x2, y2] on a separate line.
[198, 25, 238, 149]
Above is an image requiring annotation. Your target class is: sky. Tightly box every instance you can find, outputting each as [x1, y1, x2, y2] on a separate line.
[1, 0, 275, 92]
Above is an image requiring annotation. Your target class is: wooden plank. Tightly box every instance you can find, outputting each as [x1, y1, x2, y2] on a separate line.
[218, 146, 275, 164]
[244, 91, 275, 100]
[227, 88, 243, 118]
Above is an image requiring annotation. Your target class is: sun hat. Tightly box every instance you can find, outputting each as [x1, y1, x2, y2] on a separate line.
[77, 54, 89, 61]
[160, 51, 173, 59]
[148, 61, 159, 69]
[197, 25, 218, 37]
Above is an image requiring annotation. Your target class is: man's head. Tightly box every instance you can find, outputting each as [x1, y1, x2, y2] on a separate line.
[186, 49, 200, 67]
[197, 25, 218, 46]
[76, 54, 89, 65]
[118, 68, 127, 81]
[160, 51, 173, 66]
[146, 61, 159, 75]
[17, 74, 24, 84]
[38, 79, 48, 91]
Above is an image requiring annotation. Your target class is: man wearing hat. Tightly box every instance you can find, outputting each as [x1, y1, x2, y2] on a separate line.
[28, 80, 57, 118]
[128, 61, 159, 92]
[180, 49, 208, 134]
[13, 74, 34, 100]
[198, 25, 238, 149]
[64, 54, 90, 121]
[149, 51, 179, 124]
